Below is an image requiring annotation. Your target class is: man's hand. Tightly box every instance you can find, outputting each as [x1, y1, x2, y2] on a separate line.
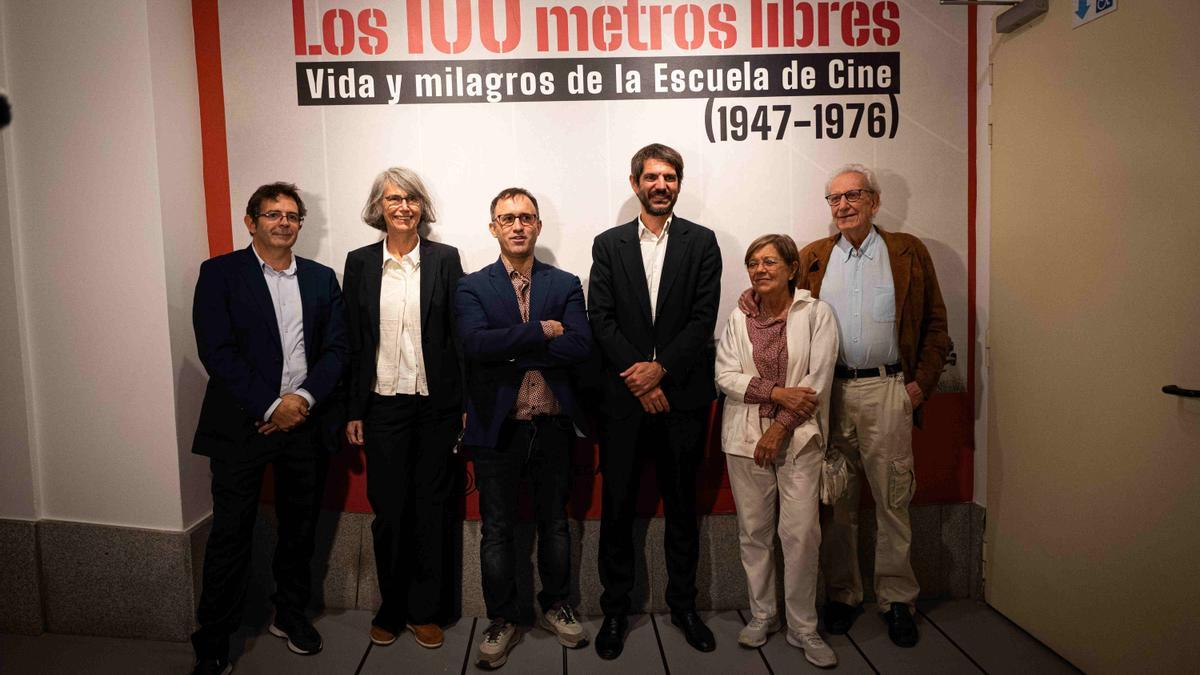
[753, 422, 789, 468]
[621, 361, 665, 397]
[542, 320, 564, 339]
[905, 381, 925, 408]
[637, 386, 670, 414]
[270, 393, 309, 431]
[771, 386, 818, 417]
[346, 420, 364, 445]
[256, 421, 279, 436]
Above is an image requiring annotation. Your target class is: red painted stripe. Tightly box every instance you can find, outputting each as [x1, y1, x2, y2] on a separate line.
[965, 5, 978, 500]
[192, 0, 234, 257]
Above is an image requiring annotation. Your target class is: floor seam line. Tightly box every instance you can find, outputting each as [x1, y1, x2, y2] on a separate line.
[919, 606, 989, 674]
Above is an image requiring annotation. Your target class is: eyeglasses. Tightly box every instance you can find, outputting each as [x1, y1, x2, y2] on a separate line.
[824, 188, 874, 206]
[256, 210, 303, 224]
[493, 213, 539, 228]
[383, 194, 421, 208]
[746, 257, 782, 271]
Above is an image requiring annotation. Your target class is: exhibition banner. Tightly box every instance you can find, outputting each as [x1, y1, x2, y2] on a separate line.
[195, 0, 974, 515]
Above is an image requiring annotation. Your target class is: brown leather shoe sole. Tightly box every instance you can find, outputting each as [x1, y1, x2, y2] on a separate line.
[407, 623, 444, 649]
[369, 624, 397, 646]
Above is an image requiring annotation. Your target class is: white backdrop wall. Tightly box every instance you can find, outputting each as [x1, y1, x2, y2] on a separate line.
[0, 0, 210, 529]
[216, 0, 970, 398]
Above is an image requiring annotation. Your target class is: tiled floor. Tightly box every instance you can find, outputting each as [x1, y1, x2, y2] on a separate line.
[0, 600, 1079, 674]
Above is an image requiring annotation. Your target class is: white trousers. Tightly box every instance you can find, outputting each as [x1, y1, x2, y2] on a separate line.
[726, 433, 823, 633]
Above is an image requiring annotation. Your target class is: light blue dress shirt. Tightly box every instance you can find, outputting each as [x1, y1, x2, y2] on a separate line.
[252, 247, 313, 421]
[820, 226, 900, 369]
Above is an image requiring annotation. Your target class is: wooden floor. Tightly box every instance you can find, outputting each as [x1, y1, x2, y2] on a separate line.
[0, 600, 1080, 674]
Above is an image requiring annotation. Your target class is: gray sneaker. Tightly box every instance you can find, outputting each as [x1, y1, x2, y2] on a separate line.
[787, 630, 838, 668]
[737, 616, 781, 648]
[476, 619, 520, 670]
[539, 603, 589, 648]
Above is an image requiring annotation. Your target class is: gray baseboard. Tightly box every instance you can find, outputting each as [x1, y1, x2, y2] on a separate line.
[0, 519, 42, 635]
[0, 502, 983, 640]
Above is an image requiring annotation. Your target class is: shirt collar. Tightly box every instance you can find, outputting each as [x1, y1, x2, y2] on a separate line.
[500, 255, 532, 280]
[637, 214, 672, 241]
[252, 244, 296, 276]
[835, 225, 878, 262]
[382, 236, 420, 269]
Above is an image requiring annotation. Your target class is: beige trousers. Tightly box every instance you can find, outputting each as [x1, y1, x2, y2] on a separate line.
[820, 372, 918, 611]
[726, 433, 823, 633]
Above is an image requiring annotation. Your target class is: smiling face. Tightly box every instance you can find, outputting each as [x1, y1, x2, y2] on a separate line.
[244, 195, 302, 257]
[630, 158, 681, 217]
[381, 181, 423, 239]
[488, 194, 541, 262]
[746, 243, 797, 300]
[827, 170, 880, 245]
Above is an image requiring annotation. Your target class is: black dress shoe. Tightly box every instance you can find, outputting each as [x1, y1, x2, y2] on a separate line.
[670, 610, 716, 652]
[595, 615, 628, 660]
[882, 604, 919, 648]
[823, 601, 860, 635]
[191, 656, 232, 675]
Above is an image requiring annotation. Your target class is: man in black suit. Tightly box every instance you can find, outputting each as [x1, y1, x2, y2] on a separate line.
[190, 183, 347, 675]
[456, 187, 593, 670]
[589, 144, 723, 658]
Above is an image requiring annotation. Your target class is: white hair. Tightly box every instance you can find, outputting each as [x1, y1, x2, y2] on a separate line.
[826, 163, 881, 196]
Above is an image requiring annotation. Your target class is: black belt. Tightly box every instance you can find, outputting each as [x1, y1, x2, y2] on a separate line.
[835, 363, 902, 379]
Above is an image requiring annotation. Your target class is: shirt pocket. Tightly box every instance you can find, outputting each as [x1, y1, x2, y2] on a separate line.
[872, 285, 896, 323]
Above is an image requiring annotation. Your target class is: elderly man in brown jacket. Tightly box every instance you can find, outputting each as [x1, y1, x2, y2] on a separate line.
[797, 164, 950, 648]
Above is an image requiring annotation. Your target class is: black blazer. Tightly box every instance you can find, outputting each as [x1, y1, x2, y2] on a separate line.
[342, 238, 464, 419]
[191, 246, 348, 459]
[587, 216, 722, 418]
[455, 258, 593, 448]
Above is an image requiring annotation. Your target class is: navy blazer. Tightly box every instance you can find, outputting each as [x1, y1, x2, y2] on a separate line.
[191, 246, 348, 459]
[455, 258, 593, 448]
[342, 238, 464, 418]
[587, 216, 722, 417]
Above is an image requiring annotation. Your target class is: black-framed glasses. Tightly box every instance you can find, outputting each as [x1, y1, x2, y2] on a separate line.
[256, 210, 303, 224]
[383, 194, 421, 208]
[824, 188, 874, 206]
[493, 213, 539, 228]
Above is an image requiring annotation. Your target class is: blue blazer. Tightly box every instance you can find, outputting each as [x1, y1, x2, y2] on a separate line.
[455, 258, 593, 448]
[191, 246, 348, 458]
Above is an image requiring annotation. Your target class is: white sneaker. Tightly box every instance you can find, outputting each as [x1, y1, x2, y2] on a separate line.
[737, 616, 781, 647]
[787, 630, 838, 668]
[539, 603, 589, 648]
[476, 619, 521, 670]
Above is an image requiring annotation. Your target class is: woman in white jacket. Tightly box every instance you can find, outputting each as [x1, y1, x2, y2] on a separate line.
[715, 234, 839, 667]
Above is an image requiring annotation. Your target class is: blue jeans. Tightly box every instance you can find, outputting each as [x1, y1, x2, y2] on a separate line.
[472, 415, 573, 622]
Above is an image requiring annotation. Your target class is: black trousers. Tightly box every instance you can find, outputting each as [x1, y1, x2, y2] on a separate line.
[597, 407, 706, 616]
[472, 416, 574, 622]
[363, 393, 459, 630]
[192, 424, 326, 660]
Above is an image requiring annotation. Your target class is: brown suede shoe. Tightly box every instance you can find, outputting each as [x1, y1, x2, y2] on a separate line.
[407, 623, 444, 649]
[369, 624, 398, 646]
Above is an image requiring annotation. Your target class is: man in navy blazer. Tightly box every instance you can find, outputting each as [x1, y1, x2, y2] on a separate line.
[190, 182, 347, 675]
[455, 187, 593, 670]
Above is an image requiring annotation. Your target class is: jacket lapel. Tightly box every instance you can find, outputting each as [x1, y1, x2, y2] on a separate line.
[418, 238, 437, 330]
[655, 218, 688, 312]
[880, 228, 913, 319]
[807, 235, 838, 298]
[240, 246, 282, 344]
[364, 242, 384, 344]
[296, 257, 319, 359]
[617, 222, 653, 324]
[488, 259, 524, 324]
[529, 259, 550, 321]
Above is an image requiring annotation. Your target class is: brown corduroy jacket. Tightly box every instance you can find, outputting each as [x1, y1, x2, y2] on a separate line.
[797, 226, 951, 408]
